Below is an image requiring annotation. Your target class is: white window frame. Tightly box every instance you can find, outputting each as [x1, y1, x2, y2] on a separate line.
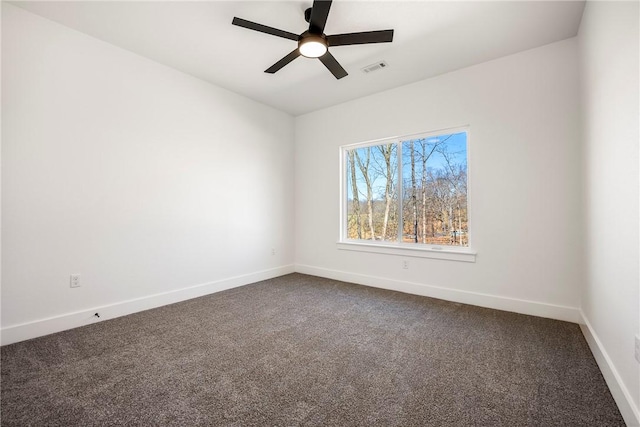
[338, 126, 476, 263]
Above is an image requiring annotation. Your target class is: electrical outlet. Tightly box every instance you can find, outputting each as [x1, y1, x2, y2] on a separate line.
[70, 274, 81, 288]
[271, 247, 276, 255]
[402, 260, 409, 270]
[635, 335, 640, 364]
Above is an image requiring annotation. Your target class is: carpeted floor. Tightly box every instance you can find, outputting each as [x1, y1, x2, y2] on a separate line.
[1, 273, 625, 426]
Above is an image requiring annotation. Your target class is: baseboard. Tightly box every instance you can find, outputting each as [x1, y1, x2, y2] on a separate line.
[580, 312, 640, 427]
[294, 264, 581, 323]
[1, 265, 295, 346]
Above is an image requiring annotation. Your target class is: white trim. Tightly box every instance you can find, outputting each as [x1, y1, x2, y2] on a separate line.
[579, 311, 640, 427]
[0, 265, 295, 346]
[294, 264, 580, 323]
[337, 241, 476, 262]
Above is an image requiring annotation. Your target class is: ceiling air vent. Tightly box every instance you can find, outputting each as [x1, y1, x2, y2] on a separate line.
[362, 61, 388, 74]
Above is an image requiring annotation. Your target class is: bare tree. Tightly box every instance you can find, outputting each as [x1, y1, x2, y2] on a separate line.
[435, 143, 468, 245]
[410, 141, 418, 242]
[374, 144, 396, 240]
[347, 151, 363, 239]
[355, 148, 375, 239]
[416, 138, 445, 242]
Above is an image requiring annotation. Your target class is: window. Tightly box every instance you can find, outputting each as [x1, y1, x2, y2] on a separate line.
[340, 128, 473, 261]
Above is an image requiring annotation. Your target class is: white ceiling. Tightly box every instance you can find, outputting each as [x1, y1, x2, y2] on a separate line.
[11, 1, 585, 116]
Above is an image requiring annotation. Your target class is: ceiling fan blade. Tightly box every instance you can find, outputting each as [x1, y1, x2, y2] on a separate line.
[327, 30, 394, 46]
[308, 0, 332, 34]
[318, 51, 347, 79]
[265, 49, 302, 74]
[232, 17, 299, 41]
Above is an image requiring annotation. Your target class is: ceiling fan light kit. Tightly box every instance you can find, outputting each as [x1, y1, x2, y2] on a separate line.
[232, 0, 394, 79]
[298, 34, 328, 58]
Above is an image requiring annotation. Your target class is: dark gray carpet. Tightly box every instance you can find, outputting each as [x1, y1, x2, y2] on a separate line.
[1, 273, 624, 426]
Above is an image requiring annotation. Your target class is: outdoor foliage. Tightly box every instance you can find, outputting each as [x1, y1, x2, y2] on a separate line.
[345, 132, 468, 246]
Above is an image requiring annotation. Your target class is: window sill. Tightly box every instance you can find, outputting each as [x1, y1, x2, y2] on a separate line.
[336, 241, 477, 263]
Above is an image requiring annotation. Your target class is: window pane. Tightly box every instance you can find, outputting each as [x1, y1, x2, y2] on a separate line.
[401, 132, 468, 246]
[345, 144, 398, 241]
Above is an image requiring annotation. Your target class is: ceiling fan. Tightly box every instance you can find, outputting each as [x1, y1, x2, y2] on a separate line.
[232, 0, 394, 80]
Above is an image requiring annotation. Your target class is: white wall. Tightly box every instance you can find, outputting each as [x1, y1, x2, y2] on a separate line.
[578, 1, 640, 424]
[1, 4, 295, 343]
[295, 38, 583, 321]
